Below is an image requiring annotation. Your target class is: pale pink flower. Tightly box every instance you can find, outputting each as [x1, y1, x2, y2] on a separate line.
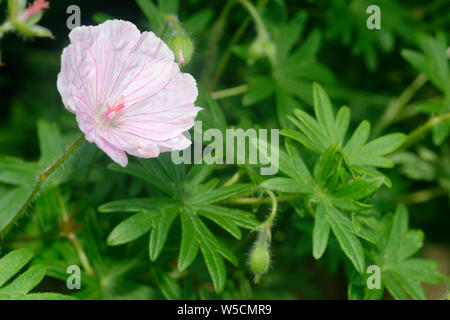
[57, 20, 201, 167]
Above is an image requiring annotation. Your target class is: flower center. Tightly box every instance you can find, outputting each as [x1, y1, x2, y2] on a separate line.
[96, 98, 126, 129]
[105, 103, 125, 120]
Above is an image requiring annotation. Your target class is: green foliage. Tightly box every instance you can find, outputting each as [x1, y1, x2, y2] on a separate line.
[402, 33, 450, 145]
[349, 205, 443, 300]
[0, 248, 74, 300]
[0, 0, 448, 301]
[99, 154, 259, 293]
[0, 120, 79, 236]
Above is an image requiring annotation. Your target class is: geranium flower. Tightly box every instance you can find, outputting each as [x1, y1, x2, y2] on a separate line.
[57, 20, 201, 167]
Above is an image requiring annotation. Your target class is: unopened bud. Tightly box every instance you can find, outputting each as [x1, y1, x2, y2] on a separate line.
[248, 37, 276, 65]
[168, 33, 194, 66]
[250, 244, 270, 283]
[7, 0, 53, 38]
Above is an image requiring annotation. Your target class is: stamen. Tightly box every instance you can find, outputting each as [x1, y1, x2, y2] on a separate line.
[107, 103, 125, 119]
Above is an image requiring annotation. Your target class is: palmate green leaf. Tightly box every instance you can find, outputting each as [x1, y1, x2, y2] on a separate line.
[402, 32, 450, 94]
[269, 11, 308, 62]
[371, 205, 443, 300]
[101, 159, 258, 293]
[246, 13, 335, 107]
[0, 248, 74, 300]
[282, 83, 406, 168]
[325, 0, 412, 71]
[401, 33, 450, 145]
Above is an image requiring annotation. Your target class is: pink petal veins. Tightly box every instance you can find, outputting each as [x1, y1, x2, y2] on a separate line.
[57, 20, 200, 166]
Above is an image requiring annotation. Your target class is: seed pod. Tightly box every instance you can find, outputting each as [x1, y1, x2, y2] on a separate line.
[250, 244, 270, 283]
[168, 33, 194, 66]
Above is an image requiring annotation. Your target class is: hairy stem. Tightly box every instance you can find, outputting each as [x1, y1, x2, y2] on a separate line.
[0, 134, 85, 237]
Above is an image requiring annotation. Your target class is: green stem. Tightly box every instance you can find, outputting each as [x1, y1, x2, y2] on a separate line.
[208, 17, 252, 92]
[396, 187, 447, 205]
[211, 84, 250, 100]
[162, 14, 183, 34]
[227, 193, 303, 204]
[0, 134, 85, 237]
[208, 0, 269, 92]
[56, 186, 95, 276]
[201, 0, 236, 86]
[397, 112, 450, 151]
[222, 170, 242, 187]
[262, 188, 277, 227]
[238, 0, 269, 39]
[372, 73, 428, 137]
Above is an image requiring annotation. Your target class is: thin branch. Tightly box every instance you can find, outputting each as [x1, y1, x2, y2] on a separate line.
[0, 134, 85, 237]
[372, 73, 428, 138]
[397, 112, 450, 152]
[225, 193, 303, 204]
[210, 84, 249, 100]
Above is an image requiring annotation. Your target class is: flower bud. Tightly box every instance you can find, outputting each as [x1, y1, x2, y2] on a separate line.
[7, 0, 53, 38]
[168, 33, 194, 66]
[248, 37, 276, 65]
[250, 244, 270, 283]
